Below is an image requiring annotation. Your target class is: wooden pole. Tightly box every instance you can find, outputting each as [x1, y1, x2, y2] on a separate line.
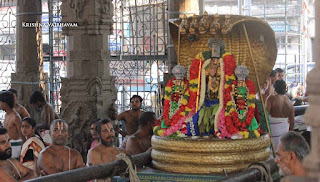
[196, 60, 202, 111]
[216, 160, 278, 182]
[242, 24, 276, 158]
[177, 28, 181, 64]
[25, 151, 152, 182]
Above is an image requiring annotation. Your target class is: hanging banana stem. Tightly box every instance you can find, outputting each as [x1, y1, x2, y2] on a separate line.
[242, 23, 276, 158]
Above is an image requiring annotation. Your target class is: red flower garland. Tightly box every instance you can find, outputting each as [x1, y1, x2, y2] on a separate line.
[223, 54, 256, 135]
[160, 58, 203, 128]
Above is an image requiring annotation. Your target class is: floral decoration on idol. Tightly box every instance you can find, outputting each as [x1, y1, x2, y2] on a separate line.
[223, 55, 260, 139]
[154, 54, 205, 138]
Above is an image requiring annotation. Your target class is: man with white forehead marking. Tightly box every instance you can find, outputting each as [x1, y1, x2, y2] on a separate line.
[37, 119, 85, 175]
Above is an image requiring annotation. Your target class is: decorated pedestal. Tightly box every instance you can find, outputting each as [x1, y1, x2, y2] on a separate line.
[152, 13, 277, 174]
[152, 135, 270, 174]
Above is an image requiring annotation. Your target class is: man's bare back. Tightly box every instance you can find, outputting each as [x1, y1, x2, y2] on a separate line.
[37, 146, 85, 175]
[126, 134, 151, 155]
[4, 112, 22, 141]
[14, 104, 30, 119]
[267, 95, 293, 118]
[266, 94, 294, 130]
[125, 112, 156, 155]
[117, 110, 142, 136]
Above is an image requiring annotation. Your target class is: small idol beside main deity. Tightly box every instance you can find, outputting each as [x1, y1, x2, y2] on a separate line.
[210, 13, 220, 35]
[180, 15, 189, 35]
[189, 14, 198, 35]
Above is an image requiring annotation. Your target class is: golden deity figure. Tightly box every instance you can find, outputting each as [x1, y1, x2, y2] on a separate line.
[199, 11, 209, 34]
[204, 38, 225, 100]
[210, 13, 220, 35]
[180, 15, 189, 35]
[205, 58, 221, 100]
[189, 14, 198, 35]
[222, 15, 231, 34]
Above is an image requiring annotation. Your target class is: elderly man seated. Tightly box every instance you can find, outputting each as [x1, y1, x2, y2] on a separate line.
[275, 131, 310, 177]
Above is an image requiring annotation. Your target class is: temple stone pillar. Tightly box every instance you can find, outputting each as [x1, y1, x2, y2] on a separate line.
[60, 0, 117, 159]
[11, 0, 43, 111]
[285, 1, 320, 182]
[303, 0, 320, 179]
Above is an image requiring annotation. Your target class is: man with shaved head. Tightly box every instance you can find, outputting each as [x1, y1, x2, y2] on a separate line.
[37, 119, 85, 175]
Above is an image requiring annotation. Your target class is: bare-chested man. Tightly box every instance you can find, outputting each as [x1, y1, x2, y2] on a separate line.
[8, 88, 30, 119]
[0, 91, 24, 159]
[87, 118, 126, 182]
[37, 119, 85, 175]
[125, 112, 156, 155]
[256, 70, 277, 103]
[87, 118, 126, 165]
[266, 79, 294, 153]
[117, 95, 143, 149]
[0, 127, 36, 181]
[29, 91, 59, 144]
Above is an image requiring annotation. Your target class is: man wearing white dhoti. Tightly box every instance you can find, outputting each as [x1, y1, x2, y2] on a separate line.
[266, 80, 294, 152]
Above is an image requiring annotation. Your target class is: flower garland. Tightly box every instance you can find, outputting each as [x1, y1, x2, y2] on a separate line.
[163, 78, 190, 126]
[198, 59, 212, 111]
[223, 54, 256, 135]
[213, 58, 225, 133]
[216, 56, 232, 138]
[162, 108, 194, 137]
[159, 53, 204, 135]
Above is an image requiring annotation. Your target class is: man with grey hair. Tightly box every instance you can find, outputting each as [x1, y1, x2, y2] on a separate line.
[275, 131, 310, 176]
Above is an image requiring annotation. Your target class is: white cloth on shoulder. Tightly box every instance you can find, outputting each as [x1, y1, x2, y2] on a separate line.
[269, 116, 289, 153]
[10, 138, 22, 159]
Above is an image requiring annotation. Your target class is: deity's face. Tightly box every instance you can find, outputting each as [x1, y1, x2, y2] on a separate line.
[130, 97, 142, 110]
[99, 122, 115, 147]
[0, 133, 12, 160]
[275, 143, 292, 176]
[21, 121, 35, 139]
[90, 123, 98, 140]
[51, 121, 68, 146]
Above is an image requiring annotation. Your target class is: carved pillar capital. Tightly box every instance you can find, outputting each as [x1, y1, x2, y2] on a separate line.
[61, 0, 113, 35]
